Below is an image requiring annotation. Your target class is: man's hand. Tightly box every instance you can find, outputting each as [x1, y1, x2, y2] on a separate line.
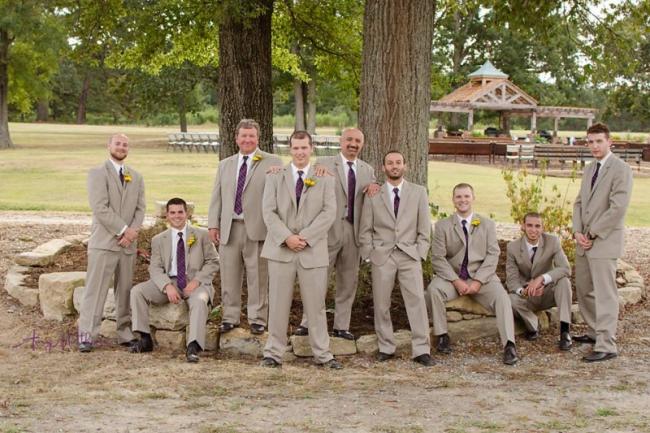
[363, 183, 381, 197]
[183, 279, 200, 297]
[165, 284, 182, 304]
[453, 279, 470, 296]
[285, 234, 307, 252]
[312, 164, 334, 177]
[524, 276, 545, 297]
[466, 280, 482, 295]
[208, 228, 220, 245]
[117, 237, 132, 248]
[574, 232, 593, 250]
[123, 227, 139, 242]
[266, 165, 283, 175]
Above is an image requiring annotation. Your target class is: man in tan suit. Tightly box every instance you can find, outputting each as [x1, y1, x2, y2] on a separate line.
[79, 133, 145, 352]
[428, 183, 519, 365]
[129, 198, 218, 363]
[260, 130, 341, 369]
[506, 212, 572, 351]
[573, 122, 633, 362]
[208, 119, 282, 335]
[295, 128, 378, 340]
[359, 151, 435, 366]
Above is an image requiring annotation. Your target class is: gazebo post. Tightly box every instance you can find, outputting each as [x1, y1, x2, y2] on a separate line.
[530, 111, 537, 134]
[587, 117, 593, 128]
[467, 110, 474, 134]
[553, 117, 560, 143]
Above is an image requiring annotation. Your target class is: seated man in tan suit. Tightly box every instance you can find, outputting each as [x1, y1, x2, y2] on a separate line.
[79, 133, 145, 352]
[506, 212, 572, 351]
[129, 198, 218, 363]
[359, 150, 435, 366]
[428, 183, 519, 365]
[260, 130, 341, 369]
[573, 123, 633, 362]
[208, 119, 282, 335]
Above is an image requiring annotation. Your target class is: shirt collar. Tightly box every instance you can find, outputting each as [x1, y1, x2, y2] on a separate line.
[386, 180, 403, 194]
[171, 224, 188, 240]
[291, 163, 310, 179]
[597, 150, 612, 166]
[109, 159, 124, 175]
[456, 213, 473, 226]
[525, 239, 539, 250]
[340, 153, 357, 167]
[238, 149, 257, 164]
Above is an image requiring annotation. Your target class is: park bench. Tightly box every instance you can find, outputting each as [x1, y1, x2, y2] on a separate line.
[428, 139, 495, 163]
[505, 144, 535, 166]
[167, 132, 220, 153]
[533, 145, 591, 168]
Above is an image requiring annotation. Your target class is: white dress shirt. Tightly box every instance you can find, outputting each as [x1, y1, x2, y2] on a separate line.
[170, 224, 188, 277]
[232, 150, 256, 220]
[386, 180, 404, 209]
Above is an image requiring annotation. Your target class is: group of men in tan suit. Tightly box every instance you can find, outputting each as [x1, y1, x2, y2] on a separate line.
[80, 121, 632, 366]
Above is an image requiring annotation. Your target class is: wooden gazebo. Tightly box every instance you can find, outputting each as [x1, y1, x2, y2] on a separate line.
[430, 61, 597, 138]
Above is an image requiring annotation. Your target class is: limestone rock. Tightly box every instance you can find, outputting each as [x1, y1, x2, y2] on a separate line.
[100, 320, 118, 339]
[356, 334, 379, 355]
[185, 324, 220, 352]
[150, 302, 189, 331]
[290, 334, 359, 357]
[446, 296, 493, 316]
[154, 329, 186, 352]
[446, 311, 463, 322]
[15, 239, 73, 267]
[618, 286, 643, 307]
[462, 313, 482, 320]
[447, 317, 501, 342]
[73, 286, 116, 320]
[62, 234, 89, 245]
[5, 265, 39, 307]
[39, 272, 86, 321]
[571, 304, 584, 325]
[219, 328, 267, 357]
[537, 311, 550, 331]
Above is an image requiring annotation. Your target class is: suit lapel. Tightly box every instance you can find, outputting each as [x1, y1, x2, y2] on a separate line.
[335, 158, 348, 197]
[453, 218, 466, 245]
[588, 158, 611, 200]
[160, 230, 172, 272]
[531, 235, 544, 274]
[283, 166, 298, 211]
[396, 182, 411, 221]
[224, 156, 238, 197]
[243, 150, 261, 190]
[381, 185, 396, 221]
[105, 160, 123, 194]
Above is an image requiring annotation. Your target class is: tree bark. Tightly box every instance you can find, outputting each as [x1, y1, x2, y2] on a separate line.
[178, 93, 188, 132]
[36, 99, 48, 122]
[294, 78, 305, 130]
[306, 77, 316, 134]
[218, 0, 274, 158]
[359, 0, 436, 186]
[76, 73, 91, 124]
[0, 29, 14, 149]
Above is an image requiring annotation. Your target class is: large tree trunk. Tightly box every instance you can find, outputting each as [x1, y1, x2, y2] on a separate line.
[178, 93, 188, 132]
[0, 29, 13, 149]
[76, 74, 91, 124]
[306, 77, 316, 134]
[36, 99, 48, 122]
[359, 0, 436, 186]
[294, 79, 305, 130]
[218, 0, 274, 158]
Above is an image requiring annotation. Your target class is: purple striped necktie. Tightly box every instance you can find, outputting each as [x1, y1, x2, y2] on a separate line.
[393, 187, 400, 217]
[176, 232, 186, 291]
[347, 161, 356, 223]
[459, 220, 469, 280]
[296, 170, 304, 207]
[234, 155, 248, 214]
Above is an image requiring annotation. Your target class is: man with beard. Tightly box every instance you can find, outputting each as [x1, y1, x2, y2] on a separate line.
[358, 150, 435, 366]
[79, 133, 145, 352]
[294, 128, 378, 340]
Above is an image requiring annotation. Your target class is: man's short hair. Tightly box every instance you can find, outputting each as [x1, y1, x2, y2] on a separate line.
[587, 122, 610, 138]
[236, 118, 260, 136]
[523, 211, 542, 224]
[452, 183, 474, 195]
[382, 149, 404, 165]
[289, 130, 313, 146]
[108, 133, 128, 144]
[166, 197, 187, 212]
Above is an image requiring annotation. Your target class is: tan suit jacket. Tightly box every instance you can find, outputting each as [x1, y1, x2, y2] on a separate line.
[359, 181, 431, 265]
[87, 160, 146, 253]
[208, 149, 282, 243]
[505, 233, 570, 293]
[261, 165, 336, 267]
[573, 155, 633, 259]
[431, 214, 499, 284]
[316, 155, 376, 246]
[148, 226, 219, 298]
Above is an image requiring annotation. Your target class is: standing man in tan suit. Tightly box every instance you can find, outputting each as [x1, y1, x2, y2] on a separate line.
[573, 122, 633, 362]
[506, 212, 573, 351]
[129, 198, 218, 363]
[79, 133, 145, 352]
[295, 128, 378, 340]
[208, 119, 282, 335]
[359, 151, 435, 366]
[428, 183, 519, 365]
[260, 130, 341, 369]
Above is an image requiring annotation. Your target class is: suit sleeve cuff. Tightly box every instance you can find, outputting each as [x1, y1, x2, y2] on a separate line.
[542, 273, 552, 285]
[117, 225, 128, 237]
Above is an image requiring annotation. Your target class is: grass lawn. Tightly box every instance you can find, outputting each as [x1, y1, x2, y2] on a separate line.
[1, 122, 648, 226]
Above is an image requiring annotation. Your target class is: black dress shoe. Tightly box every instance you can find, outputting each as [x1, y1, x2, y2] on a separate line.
[120, 339, 138, 347]
[78, 342, 93, 353]
[436, 334, 452, 354]
[332, 329, 355, 340]
[320, 358, 343, 369]
[558, 332, 572, 351]
[186, 341, 200, 363]
[219, 322, 238, 333]
[377, 352, 394, 362]
[524, 329, 540, 341]
[250, 324, 265, 335]
[503, 343, 519, 365]
[573, 334, 596, 344]
[293, 325, 309, 336]
[128, 337, 153, 353]
[413, 354, 436, 367]
[583, 351, 617, 363]
[260, 357, 281, 368]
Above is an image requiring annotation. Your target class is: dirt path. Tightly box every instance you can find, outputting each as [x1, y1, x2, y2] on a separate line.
[1, 213, 649, 433]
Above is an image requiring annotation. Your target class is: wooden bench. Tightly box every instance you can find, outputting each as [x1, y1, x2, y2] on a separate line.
[428, 140, 495, 163]
[506, 144, 535, 166]
[533, 146, 591, 168]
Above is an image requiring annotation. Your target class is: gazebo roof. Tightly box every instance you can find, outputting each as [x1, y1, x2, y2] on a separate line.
[468, 60, 509, 79]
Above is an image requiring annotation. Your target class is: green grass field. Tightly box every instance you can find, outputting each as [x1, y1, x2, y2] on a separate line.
[1, 122, 648, 226]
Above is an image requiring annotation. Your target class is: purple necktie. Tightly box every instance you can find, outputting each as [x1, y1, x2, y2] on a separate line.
[531, 246, 538, 263]
[393, 187, 400, 217]
[459, 220, 469, 280]
[234, 155, 248, 215]
[119, 167, 125, 186]
[590, 162, 600, 190]
[296, 170, 304, 207]
[176, 232, 186, 291]
[347, 161, 356, 223]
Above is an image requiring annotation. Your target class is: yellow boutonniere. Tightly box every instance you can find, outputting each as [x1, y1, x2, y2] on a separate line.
[304, 177, 316, 188]
[470, 218, 480, 233]
[187, 233, 196, 248]
[123, 169, 132, 183]
[252, 154, 263, 162]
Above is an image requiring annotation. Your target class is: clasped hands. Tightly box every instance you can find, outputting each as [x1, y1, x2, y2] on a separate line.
[521, 275, 545, 297]
[164, 279, 200, 304]
[453, 279, 482, 296]
[574, 232, 593, 250]
[118, 227, 139, 248]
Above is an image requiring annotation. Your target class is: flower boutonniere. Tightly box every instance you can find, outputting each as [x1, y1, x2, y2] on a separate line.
[123, 169, 132, 183]
[470, 218, 481, 234]
[187, 233, 196, 248]
[252, 154, 263, 163]
[304, 177, 317, 188]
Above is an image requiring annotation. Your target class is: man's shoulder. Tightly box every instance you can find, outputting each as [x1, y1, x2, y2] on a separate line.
[434, 215, 454, 229]
[89, 162, 108, 176]
[507, 237, 523, 252]
[541, 232, 561, 247]
[405, 181, 427, 195]
[315, 155, 337, 166]
[151, 228, 171, 243]
[257, 150, 282, 164]
[474, 214, 495, 227]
